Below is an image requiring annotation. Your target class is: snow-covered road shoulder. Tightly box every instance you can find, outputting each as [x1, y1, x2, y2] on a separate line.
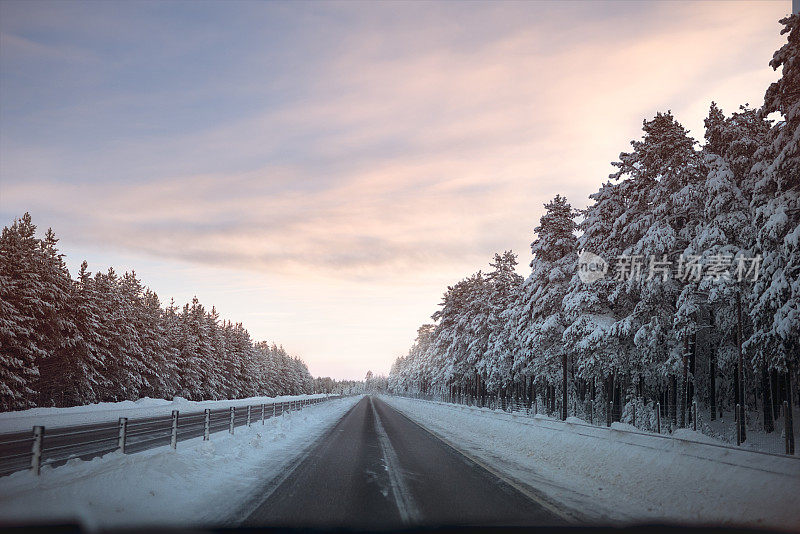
[382, 396, 800, 531]
[0, 395, 361, 529]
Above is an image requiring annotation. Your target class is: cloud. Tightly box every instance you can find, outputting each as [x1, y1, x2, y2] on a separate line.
[0, 0, 788, 283]
[1, 0, 790, 378]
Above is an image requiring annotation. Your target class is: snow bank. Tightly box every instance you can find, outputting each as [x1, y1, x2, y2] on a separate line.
[0, 393, 330, 433]
[0, 395, 360, 529]
[383, 396, 800, 530]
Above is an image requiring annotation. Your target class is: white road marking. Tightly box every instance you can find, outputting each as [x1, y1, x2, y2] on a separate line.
[370, 397, 421, 525]
[386, 399, 578, 524]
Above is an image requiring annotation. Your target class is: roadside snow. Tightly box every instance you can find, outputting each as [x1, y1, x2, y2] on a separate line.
[0, 395, 360, 529]
[0, 394, 330, 433]
[382, 396, 800, 530]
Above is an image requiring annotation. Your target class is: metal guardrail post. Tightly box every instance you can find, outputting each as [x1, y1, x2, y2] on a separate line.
[656, 402, 661, 434]
[204, 409, 210, 441]
[31, 426, 44, 476]
[247, 406, 252, 427]
[118, 417, 128, 453]
[229, 407, 235, 434]
[261, 404, 265, 425]
[171, 410, 179, 449]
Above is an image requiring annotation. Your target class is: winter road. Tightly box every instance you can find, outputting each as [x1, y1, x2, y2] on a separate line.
[244, 396, 565, 528]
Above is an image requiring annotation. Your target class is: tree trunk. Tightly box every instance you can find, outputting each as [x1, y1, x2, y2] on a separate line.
[710, 345, 717, 421]
[771, 369, 780, 422]
[736, 290, 746, 442]
[562, 354, 568, 420]
[785, 363, 795, 455]
[681, 335, 688, 428]
[762, 366, 774, 433]
[689, 328, 697, 405]
[670, 375, 677, 426]
[528, 375, 535, 410]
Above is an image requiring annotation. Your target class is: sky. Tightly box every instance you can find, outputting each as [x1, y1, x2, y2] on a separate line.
[0, 0, 793, 379]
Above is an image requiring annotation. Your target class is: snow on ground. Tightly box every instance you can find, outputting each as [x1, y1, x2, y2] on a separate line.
[0, 395, 361, 529]
[700, 406, 799, 456]
[0, 393, 331, 433]
[382, 396, 800, 531]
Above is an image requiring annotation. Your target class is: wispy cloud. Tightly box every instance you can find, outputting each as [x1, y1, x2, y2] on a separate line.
[0, 0, 790, 376]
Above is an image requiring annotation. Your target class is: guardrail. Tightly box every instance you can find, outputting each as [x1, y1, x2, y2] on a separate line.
[0, 396, 338, 477]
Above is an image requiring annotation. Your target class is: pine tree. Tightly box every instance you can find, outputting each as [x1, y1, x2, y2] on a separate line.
[0, 214, 45, 410]
[59, 262, 107, 405]
[696, 103, 770, 420]
[748, 13, 800, 375]
[507, 196, 577, 414]
[0, 214, 315, 410]
[485, 251, 523, 392]
[34, 228, 75, 406]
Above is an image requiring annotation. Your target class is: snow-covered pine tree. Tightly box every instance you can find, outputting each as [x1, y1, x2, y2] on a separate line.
[33, 228, 75, 407]
[695, 103, 770, 423]
[176, 300, 201, 399]
[429, 272, 490, 397]
[0, 214, 47, 410]
[205, 306, 228, 399]
[611, 112, 703, 425]
[0, 213, 311, 409]
[563, 181, 627, 413]
[57, 261, 107, 406]
[138, 288, 180, 399]
[400, 324, 435, 394]
[747, 13, 800, 445]
[255, 341, 278, 397]
[507, 196, 577, 417]
[484, 251, 523, 394]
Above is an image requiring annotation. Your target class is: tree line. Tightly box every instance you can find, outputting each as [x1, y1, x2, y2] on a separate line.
[389, 15, 799, 439]
[0, 214, 314, 411]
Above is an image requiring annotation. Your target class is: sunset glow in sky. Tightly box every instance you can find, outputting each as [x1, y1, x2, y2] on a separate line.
[0, 0, 792, 379]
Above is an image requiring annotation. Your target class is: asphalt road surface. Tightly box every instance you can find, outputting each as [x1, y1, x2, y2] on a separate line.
[244, 396, 565, 528]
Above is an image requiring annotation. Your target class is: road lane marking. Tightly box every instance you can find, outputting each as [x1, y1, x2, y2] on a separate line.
[379, 397, 579, 524]
[237, 397, 364, 526]
[370, 396, 421, 525]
